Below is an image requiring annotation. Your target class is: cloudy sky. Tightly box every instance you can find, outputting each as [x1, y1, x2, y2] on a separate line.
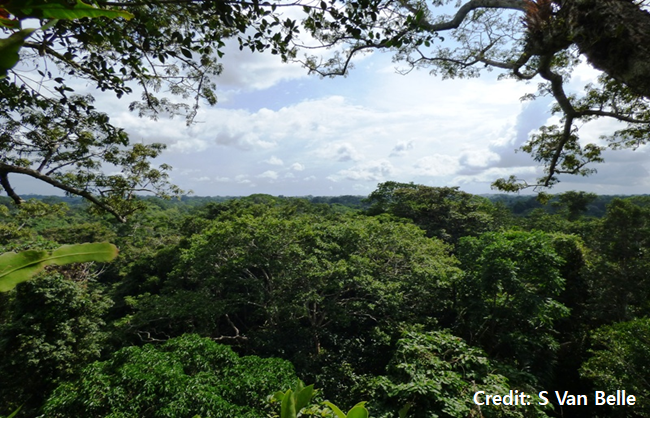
[15, 38, 650, 198]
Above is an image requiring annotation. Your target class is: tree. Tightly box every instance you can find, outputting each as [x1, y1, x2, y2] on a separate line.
[41, 333, 297, 417]
[586, 198, 650, 322]
[115, 201, 461, 406]
[0, 271, 112, 416]
[365, 182, 496, 244]
[580, 318, 650, 417]
[366, 331, 547, 417]
[455, 230, 569, 378]
[552, 191, 598, 221]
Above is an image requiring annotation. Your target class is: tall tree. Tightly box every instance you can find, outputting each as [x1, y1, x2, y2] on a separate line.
[365, 182, 496, 244]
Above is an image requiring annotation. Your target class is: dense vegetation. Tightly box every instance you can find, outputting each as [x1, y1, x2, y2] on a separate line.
[1, 183, 649, 417]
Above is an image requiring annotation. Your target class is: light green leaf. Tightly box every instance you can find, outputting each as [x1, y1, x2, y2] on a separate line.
[5, 0, 133, 20]
[280, 388, 297, 418]
[0, 242, 118, 292]
[346, 402, 368, 418]
[294, 383, 315, 412]
[4, 404, 23, 418]
[0, 28, 36, 77]
[324, 401, 347, 418]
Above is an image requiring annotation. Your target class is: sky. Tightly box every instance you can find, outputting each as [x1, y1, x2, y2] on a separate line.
[13, 36, 650, 198]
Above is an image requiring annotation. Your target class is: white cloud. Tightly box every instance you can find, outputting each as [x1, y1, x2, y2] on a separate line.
[217, 40, 307, 91]
[328, 160, 394, 182]
[265, 156, 284, 165]
[24, 46, 643, 199]
[414, 155, 461, 177]
[390, 140, 414, 157]
[318, 142, 363, 162]
[258, 170, 279, 180]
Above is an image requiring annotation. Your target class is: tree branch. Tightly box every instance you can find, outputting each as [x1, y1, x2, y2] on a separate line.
[578, 109, 650, 124]
[0, 172, 25, 205]
[0, 162, 127, 222]
[415, 0, 528, 33]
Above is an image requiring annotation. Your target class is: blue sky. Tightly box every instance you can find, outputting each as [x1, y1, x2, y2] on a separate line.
[14, 38, 650, 198]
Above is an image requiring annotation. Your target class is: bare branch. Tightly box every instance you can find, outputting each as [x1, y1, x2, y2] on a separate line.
[0, 172, 25, 205]
[416, 0, 528, 33]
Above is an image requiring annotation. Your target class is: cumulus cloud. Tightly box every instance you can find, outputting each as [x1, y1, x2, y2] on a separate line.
[217, 40, 307, 91]
[328, 160, 393, 182]
[22, 46, 644, 199]
[258, 170, 279, 180]
[390, 140, 414, 157]
[318, 142, 363, 162]
[414, 155, 460, 177]
[265, 156, 284, 165]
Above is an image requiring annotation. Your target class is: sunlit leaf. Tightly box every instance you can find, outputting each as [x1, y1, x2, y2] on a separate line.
[0, 242, 118, 292]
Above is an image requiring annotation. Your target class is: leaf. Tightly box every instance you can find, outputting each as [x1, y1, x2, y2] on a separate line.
[5, 0, 133, 20]
[280, 388, 297, 418]
[324, 401, 347, 418]
[398, 402, 412, 418]
[4, 404, 23, 418]
[346, 402, 368, 418]
[0, 242, 119, 292]
[294, 383, 315, 412]
[0, 16, 20, 29]
[0, 28, 36, 77]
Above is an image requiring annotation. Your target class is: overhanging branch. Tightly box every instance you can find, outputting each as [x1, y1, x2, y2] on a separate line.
[0, 162, 127, 222]
[414, 0, 528, 33]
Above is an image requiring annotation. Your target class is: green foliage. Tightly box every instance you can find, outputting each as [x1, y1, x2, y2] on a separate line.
[42, 334, 297, 417]
[586, 198, 650, 322]
[553, 191, 598, 221]
[154, 208, 455, 339]
[365, 182, 496, 244]
[323, 401, 369, 418]
[268, 379, 369, 418]
[116, 203, 460, 407]
[0, 271, 112, 415]
[272, 380, 317, 417]
[0, 0, 132, 76]
[0, 191, 646, 418]
[456, 230, 569, 377]
[0, 242, 118, 292]
[366, 331, 546, 418]
[0, 200, 69, 244]
[0, 28, 36, 77]
[580, 318, 650, 417]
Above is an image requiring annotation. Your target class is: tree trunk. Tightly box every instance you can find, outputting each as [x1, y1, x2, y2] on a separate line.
[560, 0, 650, 98]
